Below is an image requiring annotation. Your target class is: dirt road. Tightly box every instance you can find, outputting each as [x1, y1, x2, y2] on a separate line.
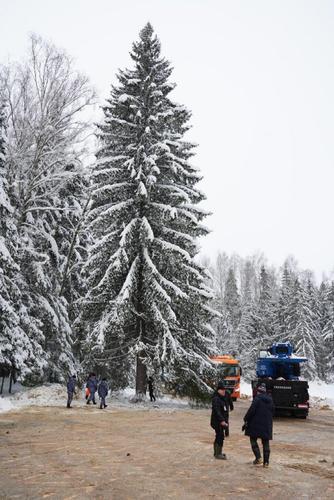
[0, 399, 333, 499]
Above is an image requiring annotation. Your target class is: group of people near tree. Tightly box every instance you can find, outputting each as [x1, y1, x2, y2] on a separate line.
[211, 381, 274, 467]
[66, 373, 156, 409]
[66, 373, 108, 410]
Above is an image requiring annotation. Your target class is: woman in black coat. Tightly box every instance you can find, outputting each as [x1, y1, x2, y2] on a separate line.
[210, 382, 229, 460]
[243, 383, 274, 467]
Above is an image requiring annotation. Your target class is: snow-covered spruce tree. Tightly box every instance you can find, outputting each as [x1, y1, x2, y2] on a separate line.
[3, 35, 95, 381]
[287, 278, 318, 379]
[84, 24, 216, 397]
[236, 261, 258, 378]
[219, 267, 241, 354]
[320, 281, 334, 379]
[0, 101, 45, 379]
[255, 265, 278, 346]
[276, 263, 296, 340]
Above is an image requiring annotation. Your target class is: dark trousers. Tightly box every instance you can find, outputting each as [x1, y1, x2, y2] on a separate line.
[100, 396, 106, 408]
[214, 426, 225, 447]
[149, 390, 156, 402]
[67, 392, 73, 407]
[250, 437, 270, 463]
[88, 391, 96, 404]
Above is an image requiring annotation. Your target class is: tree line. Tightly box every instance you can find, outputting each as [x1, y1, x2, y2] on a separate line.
[1, 27, 333, 396]
[206, 253, 334, 380]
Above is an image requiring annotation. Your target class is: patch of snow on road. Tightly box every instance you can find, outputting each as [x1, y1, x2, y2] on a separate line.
[308, 381, 334, 409]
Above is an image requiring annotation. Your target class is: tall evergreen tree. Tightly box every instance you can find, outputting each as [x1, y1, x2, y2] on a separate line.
[220, 268, 241, 354]
[256, 265, 277, 346]
[236, 261, 258, 377]
[84, 24, 216, 396]
[0, 102, 45, 379]
[320, 281, 334, 379]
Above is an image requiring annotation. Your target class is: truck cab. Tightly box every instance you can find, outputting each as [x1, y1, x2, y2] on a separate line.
[210, 355, 241, 401]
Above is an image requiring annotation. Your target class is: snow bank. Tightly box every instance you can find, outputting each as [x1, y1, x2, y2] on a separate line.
[0, 397, 15, 413]
[108, 388, 190, 411]
[308, 381, 334, 409]
[0, 384, 190, 414]
[0, 384, 66, 414]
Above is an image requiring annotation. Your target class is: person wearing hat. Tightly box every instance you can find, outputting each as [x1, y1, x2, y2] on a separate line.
[210, 381, 230, 459]
[66, 374, 77, 408]
[243, 383, 274, 467]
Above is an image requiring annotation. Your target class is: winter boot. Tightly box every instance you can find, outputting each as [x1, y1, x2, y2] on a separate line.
[253, 458, 262, 465]
[214, 443, 226, 460]
[251, 440, 261, 462]
[263, 451, 270, 467]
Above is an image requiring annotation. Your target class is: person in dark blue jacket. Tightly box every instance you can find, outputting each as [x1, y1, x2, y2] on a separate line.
[98, 378, 109, 409]
[86, 373, 98, 405]
[243, 383, 274, 467]
[210, 381, 230, 459]
[66, 374, 76, 408]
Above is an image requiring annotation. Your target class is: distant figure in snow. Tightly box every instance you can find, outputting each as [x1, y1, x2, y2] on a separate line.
[86, 373, 98, 405]
[66, 374, 76, 408]
[147, 376, 156, 402]
[210, 381, 229, 459]
[98, 378, 109, 409]
[243, 383, 274, 467]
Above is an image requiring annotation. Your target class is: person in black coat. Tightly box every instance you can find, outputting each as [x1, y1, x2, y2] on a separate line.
[147, 377, 156, 402]
[210, 381, 230, 459]
[243, 383, 274, 467]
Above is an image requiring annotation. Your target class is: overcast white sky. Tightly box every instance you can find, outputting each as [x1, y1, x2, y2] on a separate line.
[1, 0, 334, 279]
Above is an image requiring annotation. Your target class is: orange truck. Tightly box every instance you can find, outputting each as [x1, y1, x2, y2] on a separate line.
[209, 355, 242, 401]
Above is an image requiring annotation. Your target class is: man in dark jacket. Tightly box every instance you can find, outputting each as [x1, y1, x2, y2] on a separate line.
[86, 373, 98, 405]
[243, 383, 274, 467]
[98, 378, 109, 409]
[210, 381, 230, 459]
[66, 374, 76, 408]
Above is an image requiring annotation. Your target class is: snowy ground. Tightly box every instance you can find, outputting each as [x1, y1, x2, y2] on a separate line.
[1, 379, 333, 414]
[1, 400, 334, 499]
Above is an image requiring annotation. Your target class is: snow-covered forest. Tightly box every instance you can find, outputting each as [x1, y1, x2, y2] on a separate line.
[0, 25, 333, 395]
[206, 253, 334, 381]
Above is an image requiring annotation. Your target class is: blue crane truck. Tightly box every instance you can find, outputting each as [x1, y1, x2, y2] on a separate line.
[252, 342, 310, 418]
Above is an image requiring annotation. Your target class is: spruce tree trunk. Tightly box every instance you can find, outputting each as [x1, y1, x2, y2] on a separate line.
[135, 351, 147, 396]
[135, 252, 147, 397]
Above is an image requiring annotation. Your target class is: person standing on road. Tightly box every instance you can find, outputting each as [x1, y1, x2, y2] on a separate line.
[66, 374, 76, 408]
[147, 376, 156, 402]
[98, 378, 109, 409]
[243, 383, 274, 467]
[210, 381, 229, 459]
[86, 373, 98, 405]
